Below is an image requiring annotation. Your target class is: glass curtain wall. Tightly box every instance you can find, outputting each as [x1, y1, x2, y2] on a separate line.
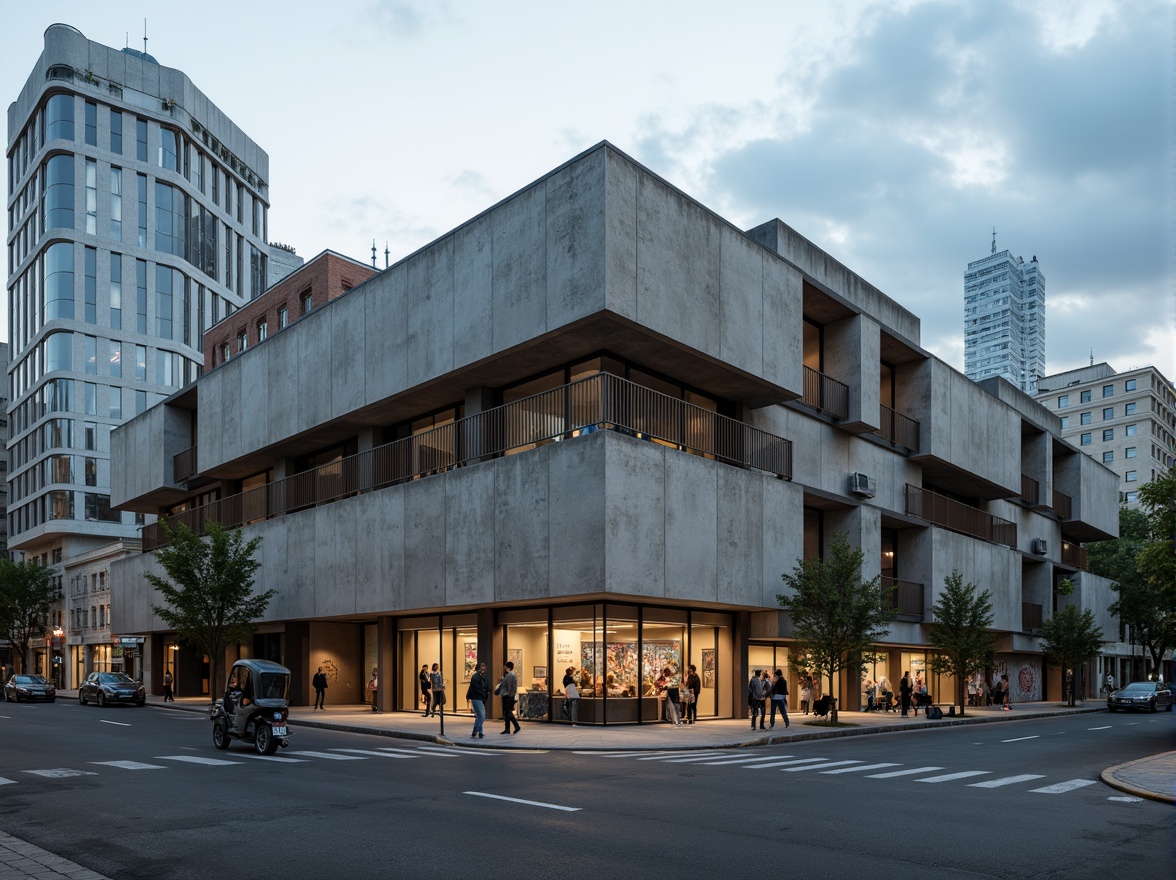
[398, 616, 478, 716]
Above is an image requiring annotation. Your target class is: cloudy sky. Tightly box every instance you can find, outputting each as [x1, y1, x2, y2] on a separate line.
[4, 0, 1173, 379]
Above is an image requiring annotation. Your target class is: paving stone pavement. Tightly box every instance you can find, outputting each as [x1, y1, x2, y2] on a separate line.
[0, 830, 110, 880]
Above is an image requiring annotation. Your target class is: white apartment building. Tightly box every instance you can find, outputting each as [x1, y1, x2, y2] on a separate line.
[964, 245, 1045, 394]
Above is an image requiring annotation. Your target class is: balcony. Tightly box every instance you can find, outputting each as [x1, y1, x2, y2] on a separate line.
[904, 484, 1017, 548]
[881, 576, 924, 621]
[1020, 474, 1040, 506]
[877, 404, 920, 452]
[173, 445, 198, 483]
[1052, 489, 1072, 520]
[143, 373, 794, 551]
[801, 366, 849, 420]
[1021, 602, 1043, 633]
[1061, 541, 1088, 570]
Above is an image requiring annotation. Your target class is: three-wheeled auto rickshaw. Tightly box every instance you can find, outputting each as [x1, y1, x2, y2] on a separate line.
[209, 658, 292, 755]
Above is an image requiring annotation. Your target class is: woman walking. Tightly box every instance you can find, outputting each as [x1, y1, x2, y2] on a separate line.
[769, 669, 789, 729]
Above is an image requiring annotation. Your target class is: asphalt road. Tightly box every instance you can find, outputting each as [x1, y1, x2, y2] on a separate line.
[1, 698, 1172, 880]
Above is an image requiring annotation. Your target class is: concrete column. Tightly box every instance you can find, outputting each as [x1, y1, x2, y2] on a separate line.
[285, 621, 310, 706]
[377, 616, 396, 712]
[825, 313, 880, 434]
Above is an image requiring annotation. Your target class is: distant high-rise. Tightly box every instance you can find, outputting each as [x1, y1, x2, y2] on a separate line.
[963, 235, 1045, 394]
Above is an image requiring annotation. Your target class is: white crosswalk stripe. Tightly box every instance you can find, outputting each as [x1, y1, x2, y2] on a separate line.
[414, 746, 504, 757]
[236, 754, 307, 763]
[781, 760, 863, 772]
[865, 766, 945, 778]
[743, 758, 831, 769]
[822, 763, 900, 774]
[333, 748, 419, 759]
[286, 750, 365, 760]
[0, 777, 16, 785]
[682, 755, 778, 766]
[90, 760, 165, 770]
[23, 768, 98, 778]
[969, 774, 1045, 788]
[377, 747, 456, 758]
[1030, 779, 1097, 794]
[156, 755, 240, 766]
[916, 771, 991, 783]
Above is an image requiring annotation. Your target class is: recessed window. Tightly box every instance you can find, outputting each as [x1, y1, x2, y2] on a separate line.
[1125, 402, 1136, 415]
[1125, 470, 1137, 482]
[1060, 416, 1069, 430]
[1058, 394, 1069, 408]
[1102, 407, 1113, 420]
[219, 342, 230, 363]
[1126, 424, 1137, 437]
[1102, 384, 1114, 398]
[1102, 451, 1114, 463]
[1125, 378, 1136, 392]
[1080, 432, 1091, 446]
[1103, 429, 1113, 441]
[1080, 390, 1092, 403]
[278, 306, 288, 329]
[1125, 491, 1138, 504]
[236, 330, 247, 352]
[300, 291, 312, 315]
[1125, 447, 1136, 459]
[257, 319, 267, 342]
[1080, 412, 1092, 425]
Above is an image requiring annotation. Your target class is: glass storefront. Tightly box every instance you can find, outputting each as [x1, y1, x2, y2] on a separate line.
[398, 615, 479, 716]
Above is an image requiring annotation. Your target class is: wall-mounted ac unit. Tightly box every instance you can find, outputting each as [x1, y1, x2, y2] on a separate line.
[848, 472, 876, 498]
[1031, 537, 1048, 555]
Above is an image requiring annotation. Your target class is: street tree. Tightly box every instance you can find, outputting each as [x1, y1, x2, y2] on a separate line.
[0, 559, 55, 674]
[928, 570, 996, 716]
[1136, 465, 1176, 617]
[1039, 604, 1104, 706]
[778, 531, 892, 723]
[147, 519, 272, 701]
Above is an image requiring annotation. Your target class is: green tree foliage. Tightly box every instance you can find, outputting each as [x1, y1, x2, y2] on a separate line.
[1136, 465, 1176, 615]
[0, 559, 55, 674]
[778, 531, 892, 723]
[929, 570, 996, 716]
[1040, 605, 1104, 706]
[147, 520, 272, 701]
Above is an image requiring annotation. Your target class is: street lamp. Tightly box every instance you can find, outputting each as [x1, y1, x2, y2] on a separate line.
[51, 627, 64, 688]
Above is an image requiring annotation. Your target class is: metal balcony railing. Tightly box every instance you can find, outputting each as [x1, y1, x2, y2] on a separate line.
[1052, 489, 1072, 520]
[1020, 474, 1040, 506]
[881, 576, 924, 621]
[802, 365, 849, 419]
[1061, 541, 1088, 570]
[904, 484, 1017, 548]
[173, 445, 198, 483]
[143, 373, 794, 551]
[1022, 602, 1043, 633]
[877, 404, 920, 451]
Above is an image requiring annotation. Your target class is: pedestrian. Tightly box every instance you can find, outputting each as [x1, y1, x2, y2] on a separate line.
[562, 666, 580, 726]
[368, 668, 379, 712]
[899, 671, 913, 717]
[800, 675, 813, 715]
[1104, 671, 1115, 694]
[311, 666, 327, 710]
[658, 667, 681, 726]
[162, 668, 174, 702]
[497, 661, 520, 734]
[419, 664, 431, 716]
[1000, 674, 1011, 710]
[429, 662, 445, 716]
[769, 668, 790, 729]
[467, 661, 490, 738]
[967, 677, 977, 707]
[748, 669, 767, 730]
[683, 663, 701, 724]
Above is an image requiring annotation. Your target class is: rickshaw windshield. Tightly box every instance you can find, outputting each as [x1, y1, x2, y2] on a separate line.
[258, 673, 289, 700]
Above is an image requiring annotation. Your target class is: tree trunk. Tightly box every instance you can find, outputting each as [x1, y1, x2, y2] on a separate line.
[828, 669, 837, 724]
[957, 678, 966, 717]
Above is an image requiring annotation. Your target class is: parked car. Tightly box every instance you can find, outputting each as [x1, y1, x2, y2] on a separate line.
[209, 658, 292, 755]
[79, 671, 146, 707]
[1107, 681, 1172, 713]
[3, 674, 56, 702]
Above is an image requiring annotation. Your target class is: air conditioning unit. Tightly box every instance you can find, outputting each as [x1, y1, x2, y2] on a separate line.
[848, 472, 876, 498]
[1031, 538, 1048, 555]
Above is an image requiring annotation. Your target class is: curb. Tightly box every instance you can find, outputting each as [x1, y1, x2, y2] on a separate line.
[1100, 753, 1176, 806]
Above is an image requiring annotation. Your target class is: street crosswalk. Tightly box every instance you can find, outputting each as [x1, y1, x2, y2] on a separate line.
[575, 749, 1100, 796]
[0, 744, 506, 788]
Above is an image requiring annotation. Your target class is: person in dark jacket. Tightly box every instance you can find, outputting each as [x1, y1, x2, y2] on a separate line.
[769, 668, 789, 728]
[467, 661, 490, 738]
[561, 667, 581, 726]
[899, 671, 913, 717]
[683, 664, 702, 724]
[419, 664, 431, 717]
[311, 666, 327, 710]
[748, 670, 767, 730]
[498, 661, 520, 734]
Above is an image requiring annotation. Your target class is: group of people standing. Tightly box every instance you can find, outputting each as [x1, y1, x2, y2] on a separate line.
[418, 663, 447, 717]
[748, 669, 790, 729]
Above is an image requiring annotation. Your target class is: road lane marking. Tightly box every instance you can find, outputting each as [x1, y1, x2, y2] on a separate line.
[968, 774, 1045, 788]
[1087, 726, 1112, 731]
[464, 791, 580, 812]
[236, 754, 307, 763]
[287, 751, 365, 760]
[916, 771, 991, 783]
[156, 755, 240, 766]
[1001, 736, 1039, 743]
[822, 763, 900, 774]
[867, 766, 944, 779]
[415, 746, 503, 756]
[99, 720, 132, 727]
[0, 777, 15, 785]
[23, 768, 99, 778]
[637, 751, 719, 761]
[684, 756, 787, 765]
[1030, 779, 1097, 794]
[90, 761, 165, 770]
[1108, 796, 1142, 803]
[746, 758, 834, 770]
[781, 760, 864, 772]
[331, 748, 418, 759]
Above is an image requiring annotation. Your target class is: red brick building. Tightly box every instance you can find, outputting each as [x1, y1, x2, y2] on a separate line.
[204, 250, 377, 368]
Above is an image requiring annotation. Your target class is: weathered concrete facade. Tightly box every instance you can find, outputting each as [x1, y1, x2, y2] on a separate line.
[111, 143, 1119, 718]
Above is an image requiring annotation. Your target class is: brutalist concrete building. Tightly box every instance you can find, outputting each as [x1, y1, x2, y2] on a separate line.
[109, 143, 1120, 720]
